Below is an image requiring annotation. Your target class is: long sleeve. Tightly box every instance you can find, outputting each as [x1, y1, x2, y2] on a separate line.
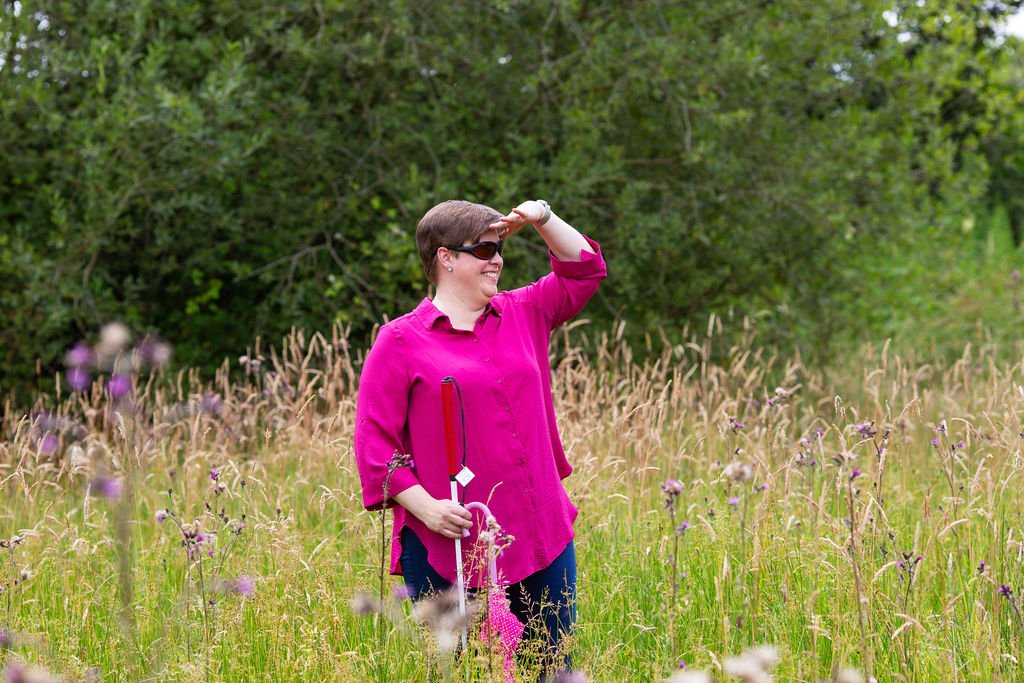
[354, 324, 421, 510]
[510, 235, 607, 330]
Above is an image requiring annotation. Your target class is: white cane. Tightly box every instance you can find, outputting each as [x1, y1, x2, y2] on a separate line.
[441, 377, 474, 651]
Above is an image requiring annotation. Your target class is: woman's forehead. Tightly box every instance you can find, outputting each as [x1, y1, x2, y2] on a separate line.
[471, 228, 501, 243]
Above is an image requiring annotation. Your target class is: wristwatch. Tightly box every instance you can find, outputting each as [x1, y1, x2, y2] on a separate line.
[535, 199, 552, 226]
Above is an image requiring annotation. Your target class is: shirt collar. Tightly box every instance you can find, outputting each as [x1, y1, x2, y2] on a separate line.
[413, 296, 503, 330]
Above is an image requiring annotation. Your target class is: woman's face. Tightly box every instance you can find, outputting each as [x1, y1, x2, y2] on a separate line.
[445, 229, 503, 305]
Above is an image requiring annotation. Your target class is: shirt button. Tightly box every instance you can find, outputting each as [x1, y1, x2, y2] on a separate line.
[472, 338, 479, 343]
[504, 406, 510, 412]
[512, 433, 518, 438]
[497, 378, 503, 384]
[484, 357, 491, 362]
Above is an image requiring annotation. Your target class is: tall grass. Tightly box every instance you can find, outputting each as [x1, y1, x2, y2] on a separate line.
[1, 320, 1022, 681]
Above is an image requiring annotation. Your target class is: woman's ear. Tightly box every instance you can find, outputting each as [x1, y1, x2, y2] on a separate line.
[437, 247, 455, 272]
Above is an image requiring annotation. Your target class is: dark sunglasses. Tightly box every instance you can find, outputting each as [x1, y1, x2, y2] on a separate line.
[451, 240, 504, 260]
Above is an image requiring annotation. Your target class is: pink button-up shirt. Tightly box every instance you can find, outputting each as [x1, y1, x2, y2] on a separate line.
[354, 236, 606, 586]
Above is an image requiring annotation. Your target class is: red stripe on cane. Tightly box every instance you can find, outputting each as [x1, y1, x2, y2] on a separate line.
[441, 378, 459, 477]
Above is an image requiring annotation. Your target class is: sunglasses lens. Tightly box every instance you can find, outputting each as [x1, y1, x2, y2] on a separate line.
[470, 241, 502, 259]
[472, 244, 496, 259]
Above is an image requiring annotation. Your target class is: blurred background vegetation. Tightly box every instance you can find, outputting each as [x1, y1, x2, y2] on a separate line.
[2, 0, 1023, 401]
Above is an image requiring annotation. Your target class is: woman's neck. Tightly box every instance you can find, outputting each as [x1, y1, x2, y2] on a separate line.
[431, 291, 485, 331]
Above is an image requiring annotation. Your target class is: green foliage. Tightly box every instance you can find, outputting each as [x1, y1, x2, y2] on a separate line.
[1, 0, 1023, 397]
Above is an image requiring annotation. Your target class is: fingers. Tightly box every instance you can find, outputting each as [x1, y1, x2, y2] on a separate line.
[488, 214, 520, 229]
[441, 527, 471, 539]
[487, 203, 543, 230]
[439, 522, 470, 539]
[445, 505, 472, 527]
[431, 500, 473, 538]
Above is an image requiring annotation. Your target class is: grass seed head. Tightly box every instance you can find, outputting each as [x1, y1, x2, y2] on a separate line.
[667, 673, 711, 683]
[836, 668, 865, 683]
[723, 462, 753, 482]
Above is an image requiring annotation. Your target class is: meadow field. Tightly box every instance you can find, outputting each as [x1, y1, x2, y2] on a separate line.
[1, 319, 1023, 682]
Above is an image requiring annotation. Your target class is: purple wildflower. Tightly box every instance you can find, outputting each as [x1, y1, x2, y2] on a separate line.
[677, 521, 691, 533]
[956, 441, 965, 450]
[855, 421, 876, 437]
[850, 468, 861, 481]
[998, 584, 1014, 598]
[201, 392, 223, 415]
[350, 592, 381, 616]
[107, 374, 131, 399]
[137, 338, 173, 368]
[930, 438, 939, 448]
[2, 662, 27, 683]
[977, 561, 987, 574]
[38, 432, 59, 456]
[756, 483, 769, 492]
[386, 451, 413, 473]
[727, 496, 740, 507]
[232, 576, 256, 596]
[935, 421, 947, 434]
[155, 509, 169, 523]
[88, 476, 124, 500]
[66, 342, 95, 368]
[66, 367, 91, 392]
[209, 467, 220, 482]
[661, 479, 684, 508]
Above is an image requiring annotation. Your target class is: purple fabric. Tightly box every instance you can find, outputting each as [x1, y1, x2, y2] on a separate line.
[355, 236, 606, 586]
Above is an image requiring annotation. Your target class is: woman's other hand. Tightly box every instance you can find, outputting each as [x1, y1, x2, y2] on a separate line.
[489, 200, 548, 237]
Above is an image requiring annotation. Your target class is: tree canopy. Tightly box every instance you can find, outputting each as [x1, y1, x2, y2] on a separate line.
[2, 0, 1023, 399]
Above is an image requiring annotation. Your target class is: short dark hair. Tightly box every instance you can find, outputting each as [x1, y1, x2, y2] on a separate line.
[416, 200, 502, 284]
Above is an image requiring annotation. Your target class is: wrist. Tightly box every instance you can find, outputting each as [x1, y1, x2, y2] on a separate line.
[534, 199, 552, 226]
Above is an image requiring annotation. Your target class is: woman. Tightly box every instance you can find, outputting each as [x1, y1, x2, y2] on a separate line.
[354, 198, 606, 674]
